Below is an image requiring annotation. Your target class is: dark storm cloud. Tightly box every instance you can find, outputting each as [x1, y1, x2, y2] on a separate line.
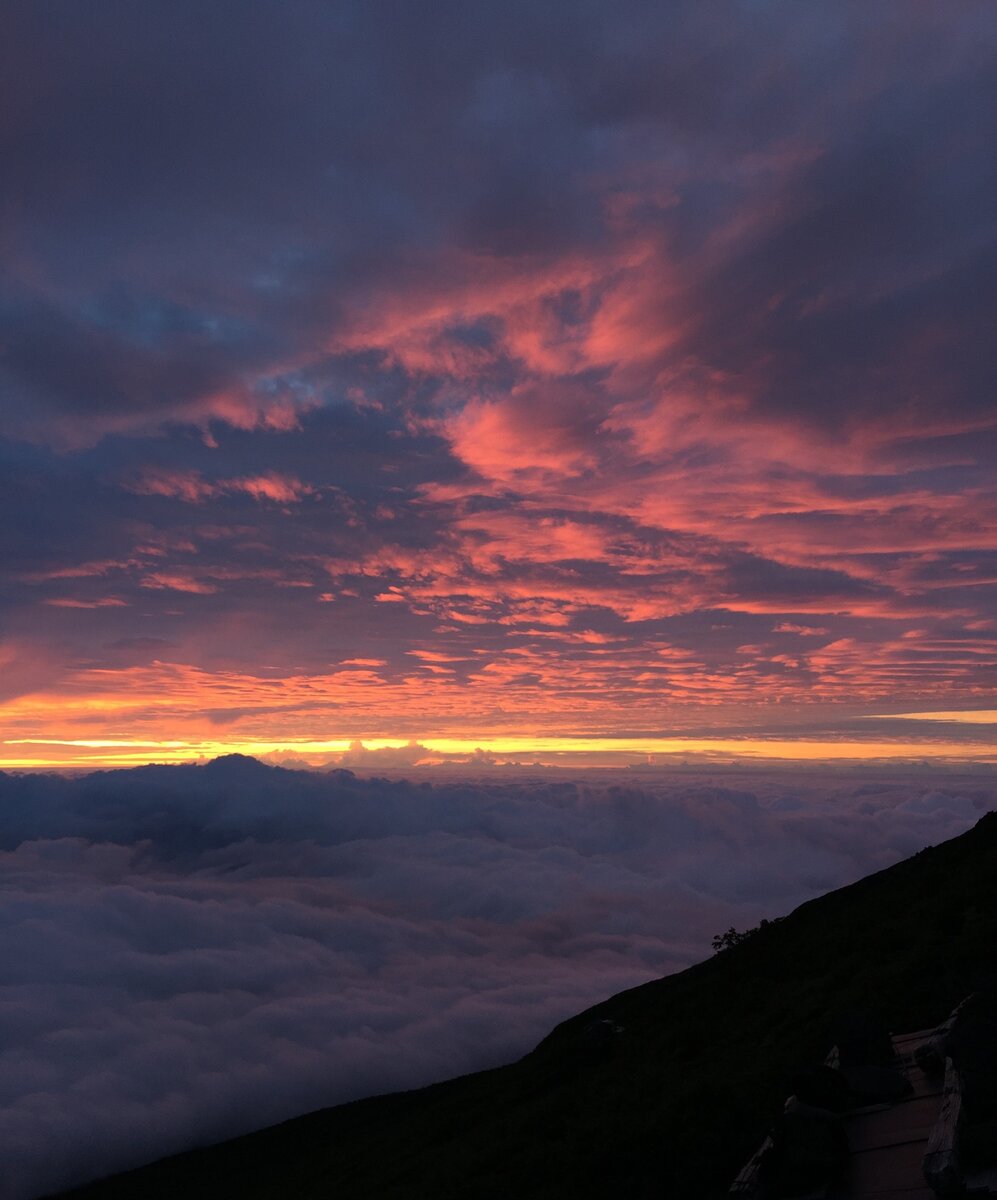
[0, 757, 994, 1197]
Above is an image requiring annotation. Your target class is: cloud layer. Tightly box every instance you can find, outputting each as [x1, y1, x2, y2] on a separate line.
[1, 757, 995, 1197]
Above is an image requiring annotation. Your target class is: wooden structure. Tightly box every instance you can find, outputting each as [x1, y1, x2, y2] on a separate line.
[833, 1025, 943, 1199]
[728, 1024, 958, 1199]
[730, 999, 997, 1198]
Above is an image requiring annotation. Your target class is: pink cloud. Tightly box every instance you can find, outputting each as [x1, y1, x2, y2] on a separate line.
[141, 572, 218, 595]
[127, 469, 314, 505]
[447, 381, 610, 482]
[127, 469, 218, 503]
[226, 473, 314, 503]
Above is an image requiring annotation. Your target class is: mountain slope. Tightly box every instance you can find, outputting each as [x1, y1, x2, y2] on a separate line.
[50, 812, 997, 1200]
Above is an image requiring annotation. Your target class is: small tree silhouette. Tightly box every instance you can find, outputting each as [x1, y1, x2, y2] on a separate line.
[711, 918, 781, 953]
[711, 926, 752, 953]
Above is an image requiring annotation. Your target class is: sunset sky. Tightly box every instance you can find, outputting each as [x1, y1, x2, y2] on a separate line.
[3, 1, 996, 769]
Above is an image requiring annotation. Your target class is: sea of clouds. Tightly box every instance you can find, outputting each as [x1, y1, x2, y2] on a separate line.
[1, 756, 994, 1198]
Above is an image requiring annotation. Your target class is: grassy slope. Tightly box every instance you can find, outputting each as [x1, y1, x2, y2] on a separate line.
[52, 812, 997, 1200]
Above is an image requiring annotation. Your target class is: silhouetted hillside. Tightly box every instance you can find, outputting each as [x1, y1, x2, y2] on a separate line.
[50, 812, 997, 1200]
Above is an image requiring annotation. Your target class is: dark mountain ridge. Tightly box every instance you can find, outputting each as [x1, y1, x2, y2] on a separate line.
[50, 811, 997, 1200]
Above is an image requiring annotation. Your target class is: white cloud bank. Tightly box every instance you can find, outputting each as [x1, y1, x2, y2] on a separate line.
[0, 757, 994, 1198]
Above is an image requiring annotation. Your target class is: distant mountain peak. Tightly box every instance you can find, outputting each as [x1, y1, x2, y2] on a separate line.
[202, 753, 275, 775]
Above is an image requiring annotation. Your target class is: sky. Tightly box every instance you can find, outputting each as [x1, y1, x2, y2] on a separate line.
[3, 1, 997, 768]
[2, 756, 994, 1198]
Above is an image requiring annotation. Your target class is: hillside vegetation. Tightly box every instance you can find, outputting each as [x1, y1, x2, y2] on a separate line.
[52, 812, 997, 1200]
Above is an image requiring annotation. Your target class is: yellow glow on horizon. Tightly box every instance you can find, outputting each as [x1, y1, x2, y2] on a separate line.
[2, 662, 994, 771]
[877, 710, 997, 723]
[1, 733, 994, 771]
